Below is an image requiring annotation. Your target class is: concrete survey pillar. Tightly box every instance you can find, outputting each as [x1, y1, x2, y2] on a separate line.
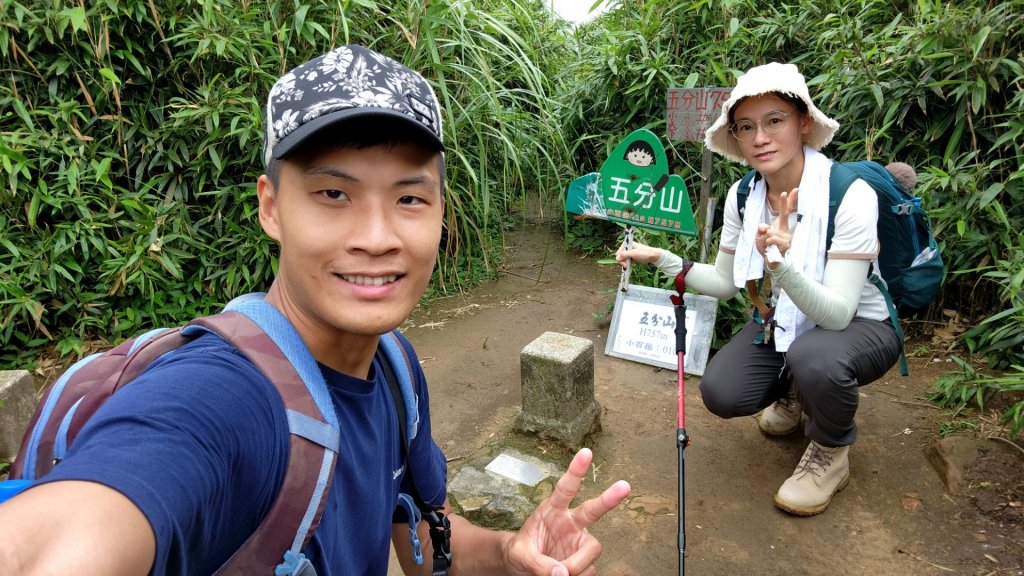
[0, 370, 36, 462]
[515, 332, 601, 450]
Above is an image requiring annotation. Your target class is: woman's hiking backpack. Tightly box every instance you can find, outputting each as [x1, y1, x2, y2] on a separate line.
[738, 160, 945, 375]
[1, 293, 451, 576]
[827, 161, 944, 318]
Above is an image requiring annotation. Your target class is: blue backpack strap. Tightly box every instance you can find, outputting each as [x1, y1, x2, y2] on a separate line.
[869, 275, 908, 376]
[378, 332, 423, 564]
[223, 294, 339, 430]
[826, 162, 857, 252]
[274, 552, 317, 576]
[13, 326, 192, 483]
[378, 332, 452, 575]
[16, 351, 102, 481]
[188, 294, 341, 576]
[396, 493, 425, 565]
[379, 331, 420, 442]
[52, 397, 87, 464]
[128, 327, 172, 354]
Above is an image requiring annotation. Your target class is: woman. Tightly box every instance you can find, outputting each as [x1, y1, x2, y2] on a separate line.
[617, 62, 902, 516]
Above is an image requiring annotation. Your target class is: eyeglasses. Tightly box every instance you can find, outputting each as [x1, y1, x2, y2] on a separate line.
[729, 111, 791, 142]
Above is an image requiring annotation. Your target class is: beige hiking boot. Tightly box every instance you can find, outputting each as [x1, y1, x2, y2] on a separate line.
[757, 388, 801, 436]
[774, 441, 850, 516]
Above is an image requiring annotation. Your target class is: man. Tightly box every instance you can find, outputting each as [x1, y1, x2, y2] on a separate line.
[0, 45, 631, 575]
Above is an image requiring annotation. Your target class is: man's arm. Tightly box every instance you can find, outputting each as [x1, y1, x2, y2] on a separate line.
[0, 480, 155, 575]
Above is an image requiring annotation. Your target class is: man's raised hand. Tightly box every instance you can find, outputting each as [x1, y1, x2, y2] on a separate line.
[501, 448, 631, 576]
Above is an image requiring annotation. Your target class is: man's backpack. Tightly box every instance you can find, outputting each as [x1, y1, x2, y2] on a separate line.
[738, 160, 944, 374]
[2, 294, 451, 576]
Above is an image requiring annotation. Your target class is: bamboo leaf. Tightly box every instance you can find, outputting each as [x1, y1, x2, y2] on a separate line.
[0, 146, 28, 164]
[971, 25, 991, 61]
[11, 99, 33, 130]
[979, 182, 1003, 208]
[61, 6, 87, 33]
[209, 147, 223, 173]
[1, 238, 21, 259]
[294, 5, 309, 37]
[869, 84, 883, 109]
[972, 77, 986, 114]
[28, 193, 40, 228]
[99, 68, 122, 86]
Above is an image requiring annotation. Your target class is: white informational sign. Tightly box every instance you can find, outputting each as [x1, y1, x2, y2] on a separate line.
[604, 284, 718, 375]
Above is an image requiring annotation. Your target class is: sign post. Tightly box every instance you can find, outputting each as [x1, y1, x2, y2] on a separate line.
[565, 129, 697, 235]
[666, 87, 731, 260]
[565, 129, 714, 375]
[604, 285, 717, 376]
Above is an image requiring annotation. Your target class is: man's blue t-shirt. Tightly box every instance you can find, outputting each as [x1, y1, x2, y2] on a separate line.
[39, 331, 448, 575]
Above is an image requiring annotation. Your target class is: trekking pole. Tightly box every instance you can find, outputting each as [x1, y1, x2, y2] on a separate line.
[669, 270, 691, 576]
[618, 226, 635, 293]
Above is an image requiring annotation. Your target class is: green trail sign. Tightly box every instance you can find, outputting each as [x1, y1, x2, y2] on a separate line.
[565, 129, 696, 236]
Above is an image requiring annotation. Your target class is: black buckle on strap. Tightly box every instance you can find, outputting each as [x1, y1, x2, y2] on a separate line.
[425, 508, 452, 576]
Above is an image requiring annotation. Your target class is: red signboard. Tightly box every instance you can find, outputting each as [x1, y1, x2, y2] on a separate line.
[666, 87, 732, 142]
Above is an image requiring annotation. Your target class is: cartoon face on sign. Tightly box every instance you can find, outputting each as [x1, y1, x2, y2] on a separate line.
[603, 131, 670, 194]
[625, 141, 656, 167]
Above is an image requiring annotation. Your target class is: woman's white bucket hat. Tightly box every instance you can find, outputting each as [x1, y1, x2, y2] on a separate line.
[704, 62, 840, 164]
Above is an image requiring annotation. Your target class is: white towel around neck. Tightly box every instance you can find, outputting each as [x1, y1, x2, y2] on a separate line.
[732, 146, 832, 351]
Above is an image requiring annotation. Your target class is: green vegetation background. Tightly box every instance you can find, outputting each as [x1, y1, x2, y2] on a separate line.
[1, 0, 1021, 429]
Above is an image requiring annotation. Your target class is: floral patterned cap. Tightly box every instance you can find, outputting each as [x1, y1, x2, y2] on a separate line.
[263, 45, 444, 166]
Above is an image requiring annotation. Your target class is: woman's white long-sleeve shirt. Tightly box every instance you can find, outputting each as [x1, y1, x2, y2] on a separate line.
[653, 178, 890, 330]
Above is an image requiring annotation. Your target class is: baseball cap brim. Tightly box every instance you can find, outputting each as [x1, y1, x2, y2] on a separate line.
[271, 107, 445, 161]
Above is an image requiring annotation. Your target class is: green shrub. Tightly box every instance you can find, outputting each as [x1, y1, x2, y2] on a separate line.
[0, 0, 573, 366]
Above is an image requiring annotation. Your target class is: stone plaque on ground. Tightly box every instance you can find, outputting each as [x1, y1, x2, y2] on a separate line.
[485, 453, 548, 487]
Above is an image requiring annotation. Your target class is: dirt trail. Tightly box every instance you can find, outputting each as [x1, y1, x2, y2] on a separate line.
[393, 222, 1022, 576]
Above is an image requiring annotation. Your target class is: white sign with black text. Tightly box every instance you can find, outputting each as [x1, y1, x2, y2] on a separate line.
[605, 284, 718, 376]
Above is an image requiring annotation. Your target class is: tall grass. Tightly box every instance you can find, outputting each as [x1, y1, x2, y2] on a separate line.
[0, 0, 573, 363]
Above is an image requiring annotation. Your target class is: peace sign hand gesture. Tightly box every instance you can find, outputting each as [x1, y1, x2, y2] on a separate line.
[501, 448, 631, 576]
[756, 188, 799, 264]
